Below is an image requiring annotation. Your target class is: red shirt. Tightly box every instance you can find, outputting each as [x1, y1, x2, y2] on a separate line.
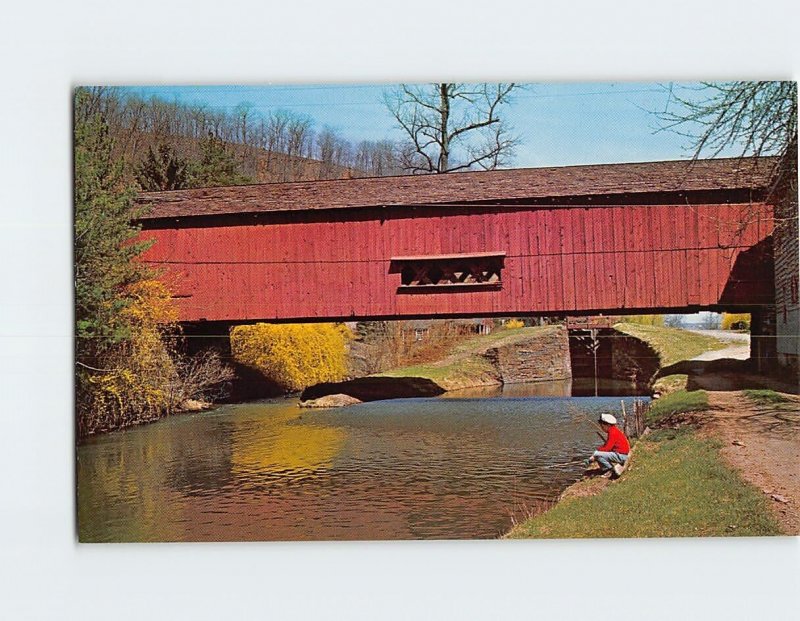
[597, 425, 630, 454]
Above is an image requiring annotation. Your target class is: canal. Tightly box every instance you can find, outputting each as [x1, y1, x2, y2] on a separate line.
[77, 383, 644, 541]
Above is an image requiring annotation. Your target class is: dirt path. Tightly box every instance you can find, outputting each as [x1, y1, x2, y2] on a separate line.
[688, 329, 750, 361]
[702, 390, 800, 534]
[686, 329, 750, 344]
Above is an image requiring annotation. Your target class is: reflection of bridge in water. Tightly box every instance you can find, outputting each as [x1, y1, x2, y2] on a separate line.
[136, 157, 778, 363]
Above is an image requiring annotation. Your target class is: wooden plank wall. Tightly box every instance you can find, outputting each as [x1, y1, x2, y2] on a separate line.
[140, 202, 774, 322]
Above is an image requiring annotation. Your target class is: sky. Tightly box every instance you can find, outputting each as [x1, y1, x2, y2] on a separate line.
[118, 82, 742, 169]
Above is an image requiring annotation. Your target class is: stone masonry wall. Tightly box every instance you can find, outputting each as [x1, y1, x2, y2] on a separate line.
[489, 325, 572, 383]
[610, 333, 660, 393]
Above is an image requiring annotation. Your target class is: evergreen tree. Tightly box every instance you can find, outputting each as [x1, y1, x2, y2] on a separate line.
[188, 133, 252, 187]
[74, 90, 152, 365]
[135, 143, 189, 191]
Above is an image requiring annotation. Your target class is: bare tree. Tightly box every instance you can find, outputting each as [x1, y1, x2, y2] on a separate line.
[663, 314, 685, 328]
[384, 83, 520, 173]
[169, 349, 235, 407]
[354, 140, 404, 177]
[234, 102, 253, 145]
[82, 89, 412, 185]
[659, 81, 797, 181]
[316, 127, 338, 179]
[699, 312, 722, 330]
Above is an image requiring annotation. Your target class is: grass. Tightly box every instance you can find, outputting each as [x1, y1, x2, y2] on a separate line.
[506, 430, 781, 538]
[743, 389, 791, 405]
[647, 389, 709, 425]
[614, 322, 728, 367]
[447, 325, 555, 355]
[377, 356, 498, 386]
[652, 373, 689, 394]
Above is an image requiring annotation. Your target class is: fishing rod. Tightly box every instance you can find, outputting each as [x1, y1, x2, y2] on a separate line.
[565, 404, 608, 440]
[573, 415, 606, 440]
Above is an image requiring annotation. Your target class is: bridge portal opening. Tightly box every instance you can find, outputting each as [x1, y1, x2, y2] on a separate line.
[567, 327, 659, 397]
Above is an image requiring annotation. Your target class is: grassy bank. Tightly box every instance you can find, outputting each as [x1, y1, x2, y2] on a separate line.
[375, 326, 559, 391]
[614, 322, 728, 367]
[507, 385, 782, 538]
[647, 389, 709, 425]
[507, 428, 781, 538]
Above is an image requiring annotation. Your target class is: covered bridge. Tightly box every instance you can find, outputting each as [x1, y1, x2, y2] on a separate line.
[136, 156, 777, 326]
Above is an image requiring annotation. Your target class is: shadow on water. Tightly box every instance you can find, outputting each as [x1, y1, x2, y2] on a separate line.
[300, 376, 445, 402]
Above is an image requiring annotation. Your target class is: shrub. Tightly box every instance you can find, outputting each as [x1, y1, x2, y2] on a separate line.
[721, 313, 751, 331]
[624, 315, 665, 327]
[231, 323, 353, 392]
[78, 280, 236, 435]
[78, 280, 180, 435]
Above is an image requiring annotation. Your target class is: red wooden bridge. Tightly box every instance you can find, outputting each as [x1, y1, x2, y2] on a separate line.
[136, 157, 777, 325]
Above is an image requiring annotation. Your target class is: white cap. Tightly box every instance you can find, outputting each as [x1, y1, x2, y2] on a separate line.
[599, 413, 617, 425]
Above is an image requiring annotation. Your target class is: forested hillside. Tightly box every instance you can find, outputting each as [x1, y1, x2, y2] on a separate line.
[73, 87, 411, 435]
[77, 87, 406, 188]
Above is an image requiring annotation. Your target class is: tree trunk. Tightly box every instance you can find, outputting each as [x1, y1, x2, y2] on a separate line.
[438, 83, 450, 172]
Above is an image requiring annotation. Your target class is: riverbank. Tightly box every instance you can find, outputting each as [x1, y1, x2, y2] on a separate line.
[614, 322, 729, 367]
[301, 325, 569, 403]
[379, 322, 730, 395]
[301, 323, 736, 405]
[375, 325, 569, 390]
[506, 386, 796, 538]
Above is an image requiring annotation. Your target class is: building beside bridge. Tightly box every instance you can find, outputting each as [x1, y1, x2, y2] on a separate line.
[136, 156, 798, 379]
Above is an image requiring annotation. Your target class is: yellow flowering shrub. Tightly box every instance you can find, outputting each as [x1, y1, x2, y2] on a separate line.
[503, 319, 525, 329]
[625, 315, 665, 327]
[231, 323, 353, 392]
[721, 313, 750, 330]
[81, 280, 180, 434]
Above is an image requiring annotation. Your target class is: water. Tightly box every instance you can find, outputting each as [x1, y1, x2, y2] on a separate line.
[77, 386, 643, 541]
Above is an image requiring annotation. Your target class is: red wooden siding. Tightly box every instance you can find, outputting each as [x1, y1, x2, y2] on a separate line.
[140, 202, 774, 322]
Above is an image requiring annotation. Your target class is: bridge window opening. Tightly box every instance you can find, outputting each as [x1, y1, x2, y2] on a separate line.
[390, 252, 506, 291]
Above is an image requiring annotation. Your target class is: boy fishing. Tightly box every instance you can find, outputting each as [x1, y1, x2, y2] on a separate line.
[588, 413, 630, 478]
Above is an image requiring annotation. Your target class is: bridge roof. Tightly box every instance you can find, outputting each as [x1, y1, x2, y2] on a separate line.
[137, 156, 776, 220]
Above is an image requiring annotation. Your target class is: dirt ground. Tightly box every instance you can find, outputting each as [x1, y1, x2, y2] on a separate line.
[700, 389, 800, 535]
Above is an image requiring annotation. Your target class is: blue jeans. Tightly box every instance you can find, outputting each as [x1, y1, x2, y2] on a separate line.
[593, 451, 628, 471]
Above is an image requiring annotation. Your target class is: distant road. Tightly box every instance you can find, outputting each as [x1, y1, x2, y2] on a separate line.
[687, 329, 750, 361]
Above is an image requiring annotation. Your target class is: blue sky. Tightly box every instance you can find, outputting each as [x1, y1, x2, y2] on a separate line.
[118, 82, 739, 168]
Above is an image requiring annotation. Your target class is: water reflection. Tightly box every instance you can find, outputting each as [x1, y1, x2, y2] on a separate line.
[230, 405, 344, 477]
[77, 391, 644, 542]
[446, 378, 573, 398]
